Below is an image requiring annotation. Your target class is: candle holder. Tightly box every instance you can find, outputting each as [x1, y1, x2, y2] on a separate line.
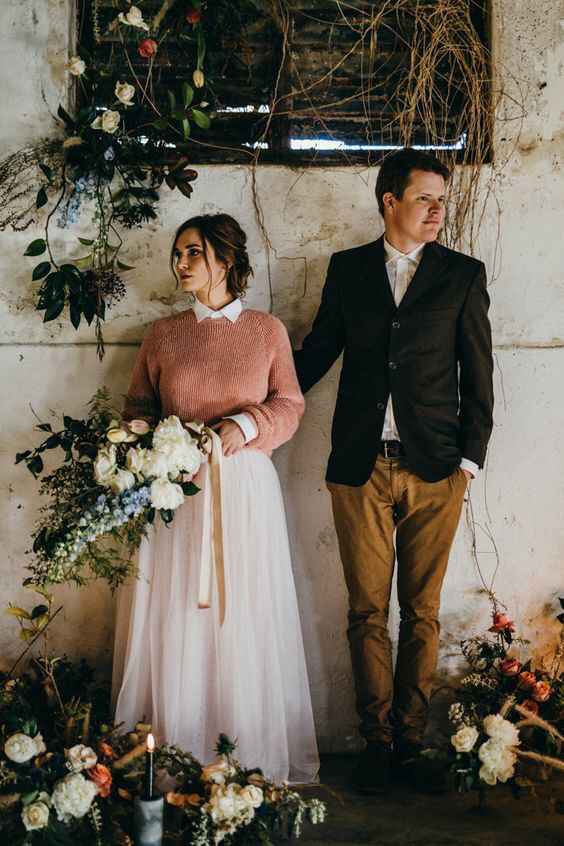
[133, 794, 164, 846]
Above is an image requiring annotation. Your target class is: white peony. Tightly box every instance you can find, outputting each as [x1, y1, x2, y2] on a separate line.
[107, 427, 129, 444]
[52, 772, 98, 821]
[108, 468, 136, 494]
[65, 56, 85, 76]
[115, 80, 135, 107]
[117, 5, 150, 30]
[22, 795, 50, 831]
[150, 478, 184, 510]
[127, 446, 147, 478]
[66, 744, 97, 772]
[91, 110, 121, 134]
[205, 783, 255, 828]
[451, 725, 479, 754]
[482, 714, 520, 748]
[4, 732, 44, 764]
[478, 739, 517, 784]
[94, 445, 117, 486]
[240, 784, 264, 808]
[152, 416, 203, 476]
[142, 449, 173, 480]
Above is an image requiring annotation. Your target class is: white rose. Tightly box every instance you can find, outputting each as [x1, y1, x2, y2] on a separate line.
[115, 81, 136, 107]
[33, 733, 46, 755]
[107, 427, 129, 443]
[108, 468, 136, 494]
[478, 764, 497, 785]
[152, 416, 202, 476]
[52, 773, 98, 821]
[22, 797, 50, 831]
[482, 714, 520, 748]
[127, 447, 147, 478]
[4, 732, 39, 763]
[478, 738, 516, 784]
[451, 725, 479, 754]
[91, 110, 121, 134]
[117, 5, 150, 30]
[129, 419, 151, 435]
[94, 445, 117, 486]
[66, 744, 97, 772]
[240, 784, 263, 808]
[65, 56, 86, 76]
[150, 478, 184, 510]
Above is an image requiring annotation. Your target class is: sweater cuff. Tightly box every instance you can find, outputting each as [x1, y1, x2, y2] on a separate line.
[460, 457, 479, 478]
[224, 413, 258, 444]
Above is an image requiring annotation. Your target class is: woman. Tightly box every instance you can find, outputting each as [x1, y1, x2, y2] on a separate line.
[112, 214, 319, 783]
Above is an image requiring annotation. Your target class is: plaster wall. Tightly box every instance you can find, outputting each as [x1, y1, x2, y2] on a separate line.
[0, 1, 563, 751]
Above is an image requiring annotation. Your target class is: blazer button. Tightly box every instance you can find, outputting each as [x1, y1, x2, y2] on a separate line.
[388, 361, 397, 370]
[391, 320, 400, 329]
[377, 402, 385, 410]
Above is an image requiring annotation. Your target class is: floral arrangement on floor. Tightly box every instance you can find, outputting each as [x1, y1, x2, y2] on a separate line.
[446, 599, 564, 795]
[0, 645, 326, 845]
[16, 388, 207, 588]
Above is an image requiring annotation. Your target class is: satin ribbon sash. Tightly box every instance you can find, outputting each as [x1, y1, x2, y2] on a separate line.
[197, 427, 226, 626]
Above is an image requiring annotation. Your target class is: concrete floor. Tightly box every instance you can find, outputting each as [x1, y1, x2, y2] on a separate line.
[296, 756, 564, 846]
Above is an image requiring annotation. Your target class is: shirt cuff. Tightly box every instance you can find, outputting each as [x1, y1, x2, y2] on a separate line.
[224, 413, 258, 444]
[460, 458, 479, 478]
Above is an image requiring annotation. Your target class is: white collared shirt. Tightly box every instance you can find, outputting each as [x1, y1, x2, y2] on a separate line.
[382, 237, 478, 478]
[190, 298, 257, 443]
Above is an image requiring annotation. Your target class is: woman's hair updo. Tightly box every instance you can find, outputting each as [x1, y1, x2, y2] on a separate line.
[171, 213, 254, 298]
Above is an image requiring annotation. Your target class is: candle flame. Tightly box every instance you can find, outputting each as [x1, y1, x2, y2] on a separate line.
[146, 733, 155, 752]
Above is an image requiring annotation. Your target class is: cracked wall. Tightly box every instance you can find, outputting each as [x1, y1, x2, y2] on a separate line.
[0, 0, 563, 751]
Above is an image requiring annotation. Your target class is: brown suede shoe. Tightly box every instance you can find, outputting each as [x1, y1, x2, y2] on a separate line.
[351, 742, 392, 795]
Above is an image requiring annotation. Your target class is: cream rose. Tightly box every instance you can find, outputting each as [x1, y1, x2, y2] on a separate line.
[129, 419, 151, 435]
[193, 69, 205, 88]
[22, 795, 50, 831]
[108, 468, 136, 494]
[66, 744, 97, 772]
[115, 81, 136, 107]
[91, 110, 121, 134]
[240, 784, 264, 808]
[451, 725, 479, 754]
[150, 478, 184, 510]
[482, 714, 520, 747]
[107, 427, 129, 444]
[94, 445, 117, 486]
[65, 56, 86, 76]
[117, 5, 150, 30]
[4, 732, 42, 763]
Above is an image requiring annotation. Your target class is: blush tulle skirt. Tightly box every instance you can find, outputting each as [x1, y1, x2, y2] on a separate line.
[112, 449, 319, 783]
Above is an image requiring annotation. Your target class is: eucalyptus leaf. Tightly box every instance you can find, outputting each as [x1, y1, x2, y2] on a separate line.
[182, 118, 191, 139]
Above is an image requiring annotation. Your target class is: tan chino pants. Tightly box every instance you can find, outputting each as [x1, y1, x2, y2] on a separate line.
[328, 456, 467, 745]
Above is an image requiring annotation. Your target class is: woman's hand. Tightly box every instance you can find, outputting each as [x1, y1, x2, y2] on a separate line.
[211, 420, 246, 457]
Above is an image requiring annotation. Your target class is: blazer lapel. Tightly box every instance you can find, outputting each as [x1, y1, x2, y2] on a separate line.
[358, 236, 397, 312]
[398, 240, 450, 311]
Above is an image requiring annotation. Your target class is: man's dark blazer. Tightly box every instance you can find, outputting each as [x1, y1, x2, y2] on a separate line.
[294, 235, 494, 485]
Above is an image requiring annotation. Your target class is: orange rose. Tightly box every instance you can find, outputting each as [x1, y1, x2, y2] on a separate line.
[489, 612, 515, 632]
[88, 763, 112, 798]
[532, 681, 552, 703]
[518, 671, 537, 689]
[138, 38, 158, 58]
[520, 698, 539, 715]
[97, 741, 115, 760]
[166, 792, 202, 807]
[500, 657, 521, 676]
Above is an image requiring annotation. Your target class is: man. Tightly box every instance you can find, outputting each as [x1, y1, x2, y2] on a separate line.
[294, 148, 493, 793]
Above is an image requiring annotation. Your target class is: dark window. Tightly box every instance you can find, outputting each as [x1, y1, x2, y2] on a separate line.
[77, 1, 491, 165]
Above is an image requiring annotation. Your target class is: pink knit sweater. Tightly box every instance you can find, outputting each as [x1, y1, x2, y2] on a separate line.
[124, 308, 305, 454]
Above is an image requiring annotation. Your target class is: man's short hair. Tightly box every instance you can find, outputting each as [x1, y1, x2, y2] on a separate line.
[375, 148, 451, 216]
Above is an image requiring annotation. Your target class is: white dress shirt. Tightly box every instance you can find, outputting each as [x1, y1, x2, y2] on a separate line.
[382, 237, 478, 478]
[191, 298, 258, 443]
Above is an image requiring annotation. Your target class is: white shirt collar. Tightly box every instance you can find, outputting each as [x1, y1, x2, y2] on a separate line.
[383, 236, 426, 265]
[192, 297, 242, 323]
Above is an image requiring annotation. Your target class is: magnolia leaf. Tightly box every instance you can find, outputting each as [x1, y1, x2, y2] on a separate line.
[182, 81, 194, 108]
[32, 261, 51, 281]
[6, 606, 32, 620]
[191, 109, 210, 130]
[43, 300, 65, 323]
[39, 163, 53, 182]
[15, 450, 32, 464]
[182, 118, 190, 140]
[24, 239, 47, 257]
[36, 187, 48, 209]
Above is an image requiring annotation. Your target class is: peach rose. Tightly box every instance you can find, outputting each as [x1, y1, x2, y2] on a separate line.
[500, 658, 521, 676]
[97, 741, 115, 760]
[128, 419, 151, 435]
[87, 763, 112, 798]
[138, 38, 158, 58]
[489, 612, 515, 632]
[166, 792, 202, 807]
[532, 681, 552, 703]
[520, 699, 539, 716]
[518, 671, 537, 689]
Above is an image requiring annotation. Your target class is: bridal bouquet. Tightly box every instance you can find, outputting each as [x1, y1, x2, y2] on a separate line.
[16, 389, 207, 588]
